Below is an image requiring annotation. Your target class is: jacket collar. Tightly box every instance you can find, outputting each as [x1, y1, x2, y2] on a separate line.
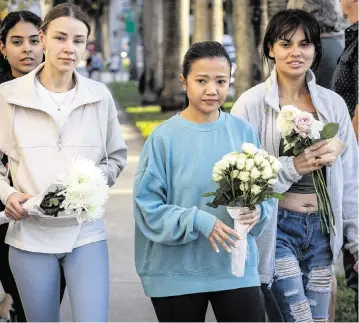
[7, 63, 102, 110]
[264, 67, 319, 113]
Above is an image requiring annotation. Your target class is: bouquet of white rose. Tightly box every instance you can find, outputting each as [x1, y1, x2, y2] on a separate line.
[203, 143, 283, 277]
[0, 157, 109, 225]
[276, 105, 339, 235]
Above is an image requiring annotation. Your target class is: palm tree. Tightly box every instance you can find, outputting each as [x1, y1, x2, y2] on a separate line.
[160, 0, 190, 111]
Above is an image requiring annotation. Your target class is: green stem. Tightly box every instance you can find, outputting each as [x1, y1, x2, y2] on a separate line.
[313, 171, 329, 234]
[317, 170, 336, 233]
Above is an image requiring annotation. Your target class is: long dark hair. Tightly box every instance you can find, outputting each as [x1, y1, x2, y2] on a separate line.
[182, 41, 232, 107]
[41, 3, 91, 37]
[262, 9, 322, 70]
[0, 11, 42, 74]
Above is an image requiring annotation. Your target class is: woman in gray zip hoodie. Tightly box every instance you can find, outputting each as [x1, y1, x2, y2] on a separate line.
[231, 9, 358, 323]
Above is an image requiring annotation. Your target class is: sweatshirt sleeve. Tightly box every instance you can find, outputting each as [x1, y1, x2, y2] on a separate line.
[336, 97, 359, 254]
[133, 135, 217, 245]
[98, 91, 127, 187]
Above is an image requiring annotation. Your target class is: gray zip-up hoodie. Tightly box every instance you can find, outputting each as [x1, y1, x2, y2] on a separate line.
[231, 68, 358, 284]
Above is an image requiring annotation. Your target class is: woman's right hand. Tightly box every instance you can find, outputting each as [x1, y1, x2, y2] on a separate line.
[5, 192, 32, 221]
[293, 140, 336, 175]
[209, 220, 240, 253]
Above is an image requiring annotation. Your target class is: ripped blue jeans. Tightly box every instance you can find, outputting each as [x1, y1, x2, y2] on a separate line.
[272, 208, 333, 322]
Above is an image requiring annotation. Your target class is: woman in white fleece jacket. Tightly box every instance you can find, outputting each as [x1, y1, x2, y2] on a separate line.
[231, 9, 358, 323]
[0, 3, 127, 322]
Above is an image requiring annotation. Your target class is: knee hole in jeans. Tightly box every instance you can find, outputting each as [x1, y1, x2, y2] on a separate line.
[289, 300, 313, 323]
[306, 267, 332, 293]
[284, 289, 300, 297]
[312, 318, 328, 322]
[275, 257, 302, 281]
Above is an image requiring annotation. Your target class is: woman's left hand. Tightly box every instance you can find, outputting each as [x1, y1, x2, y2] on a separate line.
[238, 208, 260, 233]
[317, 138, 345, 167]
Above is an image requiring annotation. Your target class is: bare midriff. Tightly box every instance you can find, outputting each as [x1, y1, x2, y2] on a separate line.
[279, 192, 318, 214]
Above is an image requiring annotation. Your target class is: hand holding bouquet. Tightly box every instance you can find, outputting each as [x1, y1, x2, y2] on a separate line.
[203, 143, 284, 277]
[0, 157, 109, 225]
[277, 105, 339, 235]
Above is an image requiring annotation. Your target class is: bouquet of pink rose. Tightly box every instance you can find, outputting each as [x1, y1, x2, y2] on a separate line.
[276, 105, 339, 234]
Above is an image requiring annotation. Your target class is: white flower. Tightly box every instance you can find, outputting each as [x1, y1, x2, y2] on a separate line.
[212, 173, 223, 182]
[261, 159, 271, 169]
[309, 120, 324, 140]
[236, 156, 247, 170]
[250, 167, 261, 180]
[57, 157, 109, 223]
[268, 178, 277, 185]
[242, 143, 258, 156]
[271, 160, 282, 173]
[251, 185, 261, 195]
[268, 155, 277, 164]
[240, 182, 249, 191]
[281, 105, 301, 121]
[216, 159, 230, 171]
[245, 158, 255, 171]
[276, 105, 300, 137]
[225, 155, 238, 166]
[257, 149, 269, 156]
[231, 170, 240, 179]
[239, 171, 251, 182]
[213, 165, 223, 175]
[262, 167, 274, 180]
[254, 154, 265, 166]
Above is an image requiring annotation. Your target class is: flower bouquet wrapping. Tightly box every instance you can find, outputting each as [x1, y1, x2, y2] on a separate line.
[203, 143, 284, 277]
[277, 105, 339, 234]
[0, 157, 109, 226]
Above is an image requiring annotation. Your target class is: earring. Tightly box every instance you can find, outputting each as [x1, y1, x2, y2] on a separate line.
[4, 55, 7, 60]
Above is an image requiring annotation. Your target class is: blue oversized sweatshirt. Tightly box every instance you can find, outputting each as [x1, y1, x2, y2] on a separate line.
[133, 111, 274, 297]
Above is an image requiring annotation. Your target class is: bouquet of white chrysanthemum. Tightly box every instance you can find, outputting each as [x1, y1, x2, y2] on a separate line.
[0, 157, 109, 226]
[203, 143, 283, 277]
[277, 105, 339, 235]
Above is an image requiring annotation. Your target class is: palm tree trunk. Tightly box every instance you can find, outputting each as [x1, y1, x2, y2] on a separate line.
[210, 0, 223, 42]
[160, 0, 190, 111]
[233, 0, 255, 98]
[40, 0, 53, 19]
[142, 0, 163, 104]
[193, 0, 209, 43]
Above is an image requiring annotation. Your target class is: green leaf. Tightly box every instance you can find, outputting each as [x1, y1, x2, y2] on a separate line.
[202, 192, 217, 197]
[320, 123, 339, 140]
[268, 193, 286, 200]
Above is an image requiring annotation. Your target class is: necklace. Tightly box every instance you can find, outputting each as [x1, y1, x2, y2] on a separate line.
[37, 74, 76, 111]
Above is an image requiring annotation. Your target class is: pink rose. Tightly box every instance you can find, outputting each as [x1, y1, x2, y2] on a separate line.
[294, 112, 313, 134]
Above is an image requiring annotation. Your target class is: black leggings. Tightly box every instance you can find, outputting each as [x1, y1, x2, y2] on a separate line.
[151, 287, 264, 322]
[0, 223, 67, 321]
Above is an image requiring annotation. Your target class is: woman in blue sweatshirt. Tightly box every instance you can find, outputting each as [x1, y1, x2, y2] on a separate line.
[133, 41, 273, 322]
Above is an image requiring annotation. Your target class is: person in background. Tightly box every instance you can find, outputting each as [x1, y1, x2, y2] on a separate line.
[331, 0, 359, 318]
[0, 11, 45, 322]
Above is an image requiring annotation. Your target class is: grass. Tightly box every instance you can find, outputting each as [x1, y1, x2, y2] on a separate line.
[335, 275, 357, 322]
[109, 82, 234, 138]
